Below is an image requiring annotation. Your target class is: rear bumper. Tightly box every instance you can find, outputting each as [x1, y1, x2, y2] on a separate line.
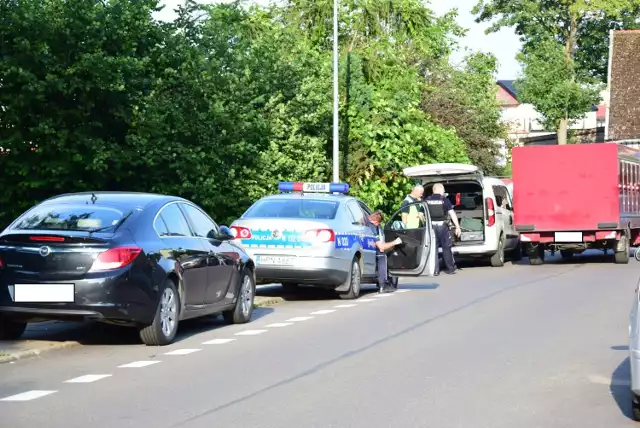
[0, 269, 158, 325]
[253, 256, 350, 286]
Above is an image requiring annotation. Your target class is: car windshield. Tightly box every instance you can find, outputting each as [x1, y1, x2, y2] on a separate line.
[243, 199, 340, 220]
[12, 204, 127, 232]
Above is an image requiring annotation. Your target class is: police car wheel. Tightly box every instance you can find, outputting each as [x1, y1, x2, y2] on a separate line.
[338, 258, 361, 300]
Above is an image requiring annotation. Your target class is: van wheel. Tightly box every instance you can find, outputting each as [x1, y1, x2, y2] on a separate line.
[139, 279, 180, 346]
[0, 315, 27, 341]
[338, 258, 361, 300]
[490, 235, 505, 267]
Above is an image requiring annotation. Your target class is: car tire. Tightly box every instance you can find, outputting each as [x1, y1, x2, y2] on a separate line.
[0, 315, 27, 341]
[614, 234, 630, 264]
[338, 257, 362, 300]
[633, 393, 640, 421]
[139, 279, 180, 346]
[528, 245, 545, 265]
[490, 235, 505, 267]
[223, 269, 255, 325]
[635, 248, 640, 262]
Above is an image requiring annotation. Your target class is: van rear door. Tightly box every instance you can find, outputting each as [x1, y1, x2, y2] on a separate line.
[403, 163, 484, 185]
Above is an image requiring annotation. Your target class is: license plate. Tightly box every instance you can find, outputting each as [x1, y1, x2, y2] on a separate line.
[256, 256, 294, 266]
[11, 283, 75, 303]
[554, 232, 583, 243]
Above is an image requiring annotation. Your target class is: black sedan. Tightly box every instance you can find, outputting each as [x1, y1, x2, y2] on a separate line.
[0, 192, 256, 345]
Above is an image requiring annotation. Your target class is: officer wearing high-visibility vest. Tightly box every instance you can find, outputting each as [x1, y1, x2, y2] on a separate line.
[425, 182, 461, 275]
[400, 185, 426, 228]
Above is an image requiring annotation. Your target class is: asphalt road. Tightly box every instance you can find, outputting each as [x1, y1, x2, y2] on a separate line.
[0, 253, 638, 428]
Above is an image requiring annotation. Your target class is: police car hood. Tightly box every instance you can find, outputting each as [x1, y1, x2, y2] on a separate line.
[230, 218, 335, 255]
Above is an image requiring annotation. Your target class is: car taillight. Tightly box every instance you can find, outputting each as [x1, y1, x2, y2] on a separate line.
[230, 226, 252, 239]
[89, 246, 142, 272]
[304, 229, 335, 243]
[486, 197, 495, 227]
[455, 193, 461, 205]
[29, 236, 65, 242]
[0, 255, 4, 269]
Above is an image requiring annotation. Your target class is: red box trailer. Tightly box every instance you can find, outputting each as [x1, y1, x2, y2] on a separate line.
[512, 142, 640, 264]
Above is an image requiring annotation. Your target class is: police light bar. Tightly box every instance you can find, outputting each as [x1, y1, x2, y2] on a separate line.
[278, 182, 349, 193]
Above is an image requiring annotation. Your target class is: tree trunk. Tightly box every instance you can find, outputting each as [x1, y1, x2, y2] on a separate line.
[557, 12, 578, 146]
[557, 119, 568, 145]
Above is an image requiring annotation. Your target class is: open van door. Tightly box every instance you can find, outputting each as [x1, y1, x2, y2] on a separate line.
[384, 201, 437, 276]
[403, 163, 483, 183]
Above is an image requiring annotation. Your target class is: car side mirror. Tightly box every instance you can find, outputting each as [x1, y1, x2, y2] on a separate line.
[208, 225, 234, 241]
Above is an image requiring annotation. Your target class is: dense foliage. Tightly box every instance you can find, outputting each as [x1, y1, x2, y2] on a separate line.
[0, 0, 507, 227]
[473, 0, 640, 144]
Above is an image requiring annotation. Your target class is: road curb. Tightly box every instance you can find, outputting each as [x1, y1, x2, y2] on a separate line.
[0, 296, 285, 364]
[254, 296, 286, 308]
[0, 340, 82, 364]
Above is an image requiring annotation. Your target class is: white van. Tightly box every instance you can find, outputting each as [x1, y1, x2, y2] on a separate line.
[403, 163, 521, 267]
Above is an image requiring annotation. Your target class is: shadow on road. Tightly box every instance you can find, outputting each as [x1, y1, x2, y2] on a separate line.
[510, 250, 624, 266]
[1, 307, 276, 349]
[611, 355, 633, 421]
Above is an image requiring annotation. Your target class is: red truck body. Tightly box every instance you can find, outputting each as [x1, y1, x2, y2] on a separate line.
[512, 143, 640, 264]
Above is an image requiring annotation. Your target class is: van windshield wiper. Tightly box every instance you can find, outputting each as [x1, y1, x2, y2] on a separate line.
[88, 210, 134, 235]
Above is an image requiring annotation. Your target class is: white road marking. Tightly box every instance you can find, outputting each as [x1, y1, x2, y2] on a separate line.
[164, 349, 201, 356]
[118, 361, 161, 368]
[334, 304, 357, 308]
[64, 374, 112, 384]
[396, 289, 411, 293]
[235, 329, 268, 336]
[357, 298, 378, 302]
[0, 390, 57, 401]
[375, 293, 394, 297]
[310, 309, 337, 315]
[265, 322, 294, 327]
[286, 316, 314, 322]
[202, 338, 236, 345]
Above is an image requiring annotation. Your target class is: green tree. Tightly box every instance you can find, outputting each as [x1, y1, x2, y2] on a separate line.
[473, 0, 640, 144]
[422, 52, 507, 174]
[515, 38, 601, 134]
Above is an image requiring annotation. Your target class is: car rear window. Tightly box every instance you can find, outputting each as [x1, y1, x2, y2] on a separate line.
[243, 199, 340, 220]
[12, 204, 127, 231]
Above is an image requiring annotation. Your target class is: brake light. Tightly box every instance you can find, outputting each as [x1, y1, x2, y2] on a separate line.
[304, 229, 335, 243]
[89, 246, 142, 271]
[455, 193, 461, 206]
[230, 226, 252, 239]
[486, 197, 495, 227]
[0, 255, 4, 269]
[29, 236, 65, 242]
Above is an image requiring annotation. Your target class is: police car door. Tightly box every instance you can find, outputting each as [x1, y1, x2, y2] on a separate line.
[384, 201, 437, 276]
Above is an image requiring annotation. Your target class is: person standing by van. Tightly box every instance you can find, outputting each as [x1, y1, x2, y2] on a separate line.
[401, 185, 425, 228]
[426, 183, 461, 275]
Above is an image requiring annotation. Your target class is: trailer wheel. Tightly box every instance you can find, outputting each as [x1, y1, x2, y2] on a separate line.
[528, 245, 545, 266]
[614, 234, 630, 264]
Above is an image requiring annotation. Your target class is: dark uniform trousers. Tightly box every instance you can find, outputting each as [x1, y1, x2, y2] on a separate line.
[432, 220, 456, 274]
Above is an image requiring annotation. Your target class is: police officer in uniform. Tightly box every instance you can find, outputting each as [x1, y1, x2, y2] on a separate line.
[425, 183, 461, 275]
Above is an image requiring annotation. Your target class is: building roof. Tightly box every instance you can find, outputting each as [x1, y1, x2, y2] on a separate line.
[497, 80, 518, 101]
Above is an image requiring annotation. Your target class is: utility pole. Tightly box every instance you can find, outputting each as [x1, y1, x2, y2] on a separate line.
[332, 0, 340, 182]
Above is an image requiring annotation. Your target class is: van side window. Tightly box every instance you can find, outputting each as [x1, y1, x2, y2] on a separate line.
[492, 185, 511, 210]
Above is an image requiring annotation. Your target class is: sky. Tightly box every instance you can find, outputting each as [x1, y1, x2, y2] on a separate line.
[156, 0, 522, 79]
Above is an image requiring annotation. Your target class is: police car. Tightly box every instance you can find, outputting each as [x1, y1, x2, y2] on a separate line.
[230, 182, 438, 299]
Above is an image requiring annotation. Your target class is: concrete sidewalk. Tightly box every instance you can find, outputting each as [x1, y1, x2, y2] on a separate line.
[0, 295, 285, 364]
